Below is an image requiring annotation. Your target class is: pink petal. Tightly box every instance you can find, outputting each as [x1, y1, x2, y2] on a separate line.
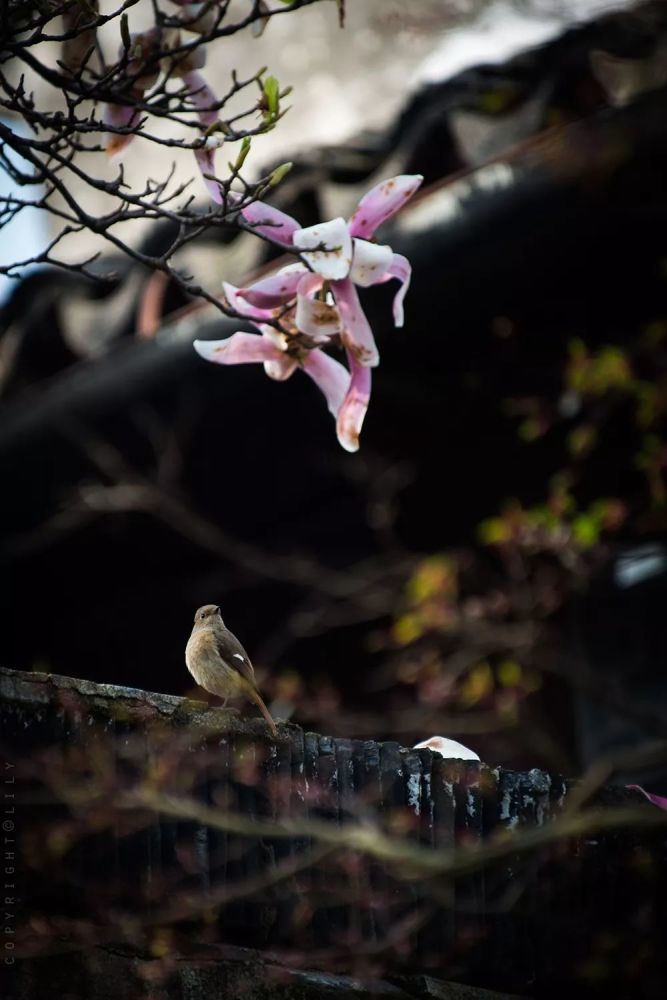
[258, 324, 287, 349]
[194, 146, 223, 203]
[296, 271, 325, 298]
[293, 217, 353, 281]
[626, 785, 667, 810]
[183, 70, 218, 128]
[379, 252, 412, 327]
[336, 353, 371, 452]
[241, 200, 300, 247]
[222, 281, 280, 321]
[103, 102, 141, 162]
[183, 71, 222, 203]
[193, 333, 284, 366]
[349, 238, 393, 287]
[348, 174, 424, 240]
[330, 277, 379, 367]
[238, 264, 307, 308]
[302, 349, 351, 418]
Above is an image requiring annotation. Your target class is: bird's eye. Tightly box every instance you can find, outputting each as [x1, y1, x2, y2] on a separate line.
[200, 612, 206, 620]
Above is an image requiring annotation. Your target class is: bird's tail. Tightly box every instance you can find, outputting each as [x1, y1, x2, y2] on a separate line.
[249, 687, 278, 737]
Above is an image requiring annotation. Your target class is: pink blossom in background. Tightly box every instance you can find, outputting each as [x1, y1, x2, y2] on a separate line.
[103, 99, 143, 163]
[168, 1, 269, 37]
[182, 70, 224, 203]
[103, 28, 221, 201]
[626, 784, 667, 810]
[103, 27, 163, 161]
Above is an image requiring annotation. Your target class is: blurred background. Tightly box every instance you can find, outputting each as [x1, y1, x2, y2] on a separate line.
[2, 0, 667, 787]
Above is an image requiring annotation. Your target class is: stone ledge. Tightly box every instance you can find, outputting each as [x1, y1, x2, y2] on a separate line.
[0, 664, 285, 741]
[11, 945, 522, 1000]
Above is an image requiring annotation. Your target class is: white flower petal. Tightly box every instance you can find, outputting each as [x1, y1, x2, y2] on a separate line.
[413, 736, 480, 761]
[295, 294, 342, 342]
[263, 357, 297, 381]
[258, 325, 295, 380]
[350, 238, 394, 288]
[260, 326, 289, 352]
[293, 217, 353, 280]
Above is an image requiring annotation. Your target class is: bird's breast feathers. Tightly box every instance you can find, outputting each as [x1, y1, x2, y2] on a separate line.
[185, 628, 253, 697]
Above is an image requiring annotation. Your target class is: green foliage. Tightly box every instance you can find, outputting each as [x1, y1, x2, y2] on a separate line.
[566, 339, 633, 395]
[478, 485, 625, 555]
[392, 556, 458, 646]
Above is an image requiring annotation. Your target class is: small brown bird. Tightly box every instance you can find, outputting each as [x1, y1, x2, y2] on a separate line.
[185, 604, 278, 737]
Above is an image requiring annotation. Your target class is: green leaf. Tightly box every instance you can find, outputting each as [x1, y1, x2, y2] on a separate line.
[478, 517, 511, 545]
[572, 514, 599, 548]
[459, 662, 494, 707]
[497, 659, 522, 688]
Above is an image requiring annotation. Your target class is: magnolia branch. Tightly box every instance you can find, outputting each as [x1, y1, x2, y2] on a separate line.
[1, 0, 330, 291]
[102, 784, 667, 879]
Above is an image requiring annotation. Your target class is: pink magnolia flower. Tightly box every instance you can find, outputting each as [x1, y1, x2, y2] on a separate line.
[194, 264, 369, 452]
[221, 265, 342, 345]
[224, 267, 371, 451]
[194, 177, 422, 452]
[239, 174, 423, 367]
[193, 326, 352, 447]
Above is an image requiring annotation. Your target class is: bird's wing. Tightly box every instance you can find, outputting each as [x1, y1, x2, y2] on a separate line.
[216, 628, 257, 689]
